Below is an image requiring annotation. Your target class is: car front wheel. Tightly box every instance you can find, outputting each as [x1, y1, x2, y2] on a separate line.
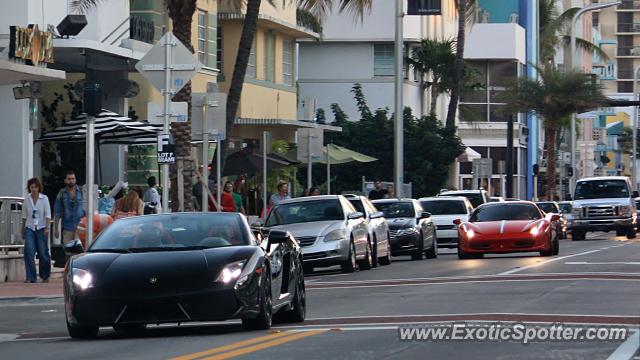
[67, 321, 99, 340]
[341, 241, 357, 273]
[242, 273, 273, 330]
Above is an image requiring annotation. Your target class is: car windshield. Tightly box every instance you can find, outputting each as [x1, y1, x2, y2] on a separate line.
[470, 204, 542, 222]
[348, 199, 365, 214]
[558, 203, 572, 214]
[266, 199, 344, 226]
[420, 200, 467, 215]
[441, 193, 483, 208]
[374, 202, 415, 218]
[574, 180, 630, 200]
[536, 203, 557, 214]
[90, 214, 251, 252]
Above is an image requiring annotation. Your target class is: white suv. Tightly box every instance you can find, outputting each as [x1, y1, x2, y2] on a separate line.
[438, 189, 490, 209]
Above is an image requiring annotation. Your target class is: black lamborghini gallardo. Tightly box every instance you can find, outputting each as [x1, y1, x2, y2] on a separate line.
[63, 213, 305, 339]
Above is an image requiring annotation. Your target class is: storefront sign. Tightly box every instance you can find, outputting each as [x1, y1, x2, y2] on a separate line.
[9, 24, 54, 65]
[407, 0, 442, 16]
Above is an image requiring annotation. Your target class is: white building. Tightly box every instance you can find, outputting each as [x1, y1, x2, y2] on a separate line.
[297, 0, 457, 122]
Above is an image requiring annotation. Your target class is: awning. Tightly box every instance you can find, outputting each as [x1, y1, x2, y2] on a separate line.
[0, 59, 65, 85]
[318, 144, 377, 165]
[223, 149, 300, 176]
[457, 147, 481, 162]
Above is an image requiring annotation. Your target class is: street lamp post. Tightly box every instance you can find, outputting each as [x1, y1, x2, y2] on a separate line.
[394, 0, 404, 198]
[633, 65, 640, 190]
[570, 1, 620, 194]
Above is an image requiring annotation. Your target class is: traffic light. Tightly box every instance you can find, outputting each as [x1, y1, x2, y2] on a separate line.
[568, 167, 574, 177]
[533, 164, 539, 175]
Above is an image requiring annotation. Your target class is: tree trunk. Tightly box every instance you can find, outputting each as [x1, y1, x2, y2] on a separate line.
[221, 0, 263, 166]
[445, 0, 467, 129]
[545, 124, 557, 201]
[168, 0, 196, 212]
[430, 84, 440, 115]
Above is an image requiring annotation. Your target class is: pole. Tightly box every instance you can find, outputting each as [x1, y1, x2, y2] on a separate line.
[633, 65, 640, 191]
[533, 175, 538, 201]
[201, 99, 208, 212]
[326, 145, 331, 195]
[262, 131, 268, 217]
[161, 31, 173, 213]
[506, 114, 514, 198]
[216, 136, 221, 212]
[307, 131, 312, 190]
[394, 0, 404, 198]
[570, 1, 621, 193]
[86, 115, 95, 247]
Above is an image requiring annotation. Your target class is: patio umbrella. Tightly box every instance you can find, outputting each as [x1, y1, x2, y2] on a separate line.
[318, 144, 377, 194]
[222, 149, 299, 177]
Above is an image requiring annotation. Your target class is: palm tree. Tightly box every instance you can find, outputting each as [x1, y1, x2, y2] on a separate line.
[502, 66, 607, 199]
[539, 0, 608, 66]
[407, 39, 456, 115]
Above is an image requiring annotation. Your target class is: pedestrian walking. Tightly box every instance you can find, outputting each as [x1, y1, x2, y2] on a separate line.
[54, 170, 86, 245]
[111, 190, 144, 220]
[220, 181, 237, 212]
[143, 176, 161, 214]
[368, 180, 387, 200]
[21, 177, 52, 283]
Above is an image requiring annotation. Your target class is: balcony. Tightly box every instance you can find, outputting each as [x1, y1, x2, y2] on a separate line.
[616, 23, 640, 33]
[618, 0, 640, 10]
[618, 69, 634, 79]
[616, 45, 640, 57]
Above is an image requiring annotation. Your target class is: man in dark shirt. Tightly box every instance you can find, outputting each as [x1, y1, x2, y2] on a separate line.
[368, 180, 388, 200]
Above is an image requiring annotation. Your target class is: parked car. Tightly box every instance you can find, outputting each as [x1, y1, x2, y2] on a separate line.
[344, 194, 392, 266]
[456, 202, 560, 259]
[418, 196, 473, 248]
[535, 201, 568, 239]
[371, 199, 437, 260]
[557, 201, 574, 234]
[489, 197, 505, 203]
[257, 195, 371, 273]
[63, 213, 305, 339]
[438, 189, 490, 208]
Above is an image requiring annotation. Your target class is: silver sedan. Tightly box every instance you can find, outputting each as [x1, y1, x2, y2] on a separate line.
[257, 195, 371, 273]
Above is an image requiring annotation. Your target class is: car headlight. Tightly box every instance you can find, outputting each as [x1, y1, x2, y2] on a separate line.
[397, 227, 419, 236]
[529, 222, 545, 237]
[464, 227, 475, 239]
[617, 205, 632, 216]
[216, 260, 246, 284]
[323, 229, 346, 242]
[72, 268, 93, 290]
[572, 207, 582, 216]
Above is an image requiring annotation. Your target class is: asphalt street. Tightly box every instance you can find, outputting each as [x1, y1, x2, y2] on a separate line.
[1, 232, 639, 359]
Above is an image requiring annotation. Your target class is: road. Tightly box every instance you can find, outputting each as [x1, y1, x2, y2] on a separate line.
[1, 232, 639, 359]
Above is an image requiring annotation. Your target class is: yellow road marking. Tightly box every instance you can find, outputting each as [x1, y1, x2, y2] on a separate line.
[169, 331, 294, 360]
[200, 330, 326, 360]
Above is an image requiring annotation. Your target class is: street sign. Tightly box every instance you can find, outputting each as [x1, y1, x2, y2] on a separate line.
[147, 101, 188, 123]
[135, 32, 202, 95]
[191, 92, 227, 141]
[407, 0, 442, 16]
[157, 134, 176, 164]
[297, 128, 324, 163]
[472, 158, 493, 177]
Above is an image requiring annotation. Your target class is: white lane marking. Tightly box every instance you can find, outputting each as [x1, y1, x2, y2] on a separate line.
[607, 330, 639, 360]
[305, 312, 640, 321]
[496, 249, 604, 275]
[40, 310, 57, 313]
[0, 334, 18, 342]
[566, 262, 640, 265]
[308, 277, 640, 291]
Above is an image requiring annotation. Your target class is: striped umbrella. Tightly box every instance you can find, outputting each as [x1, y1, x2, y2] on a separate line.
[37, 109, 161, 143]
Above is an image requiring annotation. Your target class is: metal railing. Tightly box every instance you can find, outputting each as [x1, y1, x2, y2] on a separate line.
[618, 69, 634, 78]
[617, 45, 640, 56]
[617, 23, 640, 32]
[619, 0, 640, 10]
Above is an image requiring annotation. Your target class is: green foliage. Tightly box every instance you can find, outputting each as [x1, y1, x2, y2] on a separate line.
[39, 84, 86, 200]
[324, 84, 464, 197]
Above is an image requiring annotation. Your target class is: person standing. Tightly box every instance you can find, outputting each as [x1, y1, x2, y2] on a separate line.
[111, 190, 144, 220]
[143, 176, 161, 214]
[306, 187, 320, 196]
[21, 177, 52, 283]
[54, 170, 86, 246]
[269, 181, 290, 207]
[384, 184, 396, 199]
[368, 180, 387, 200]
[220, 181, 238, 212]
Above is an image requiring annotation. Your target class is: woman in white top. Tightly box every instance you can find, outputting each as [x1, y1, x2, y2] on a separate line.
[21, 177, 52, 283]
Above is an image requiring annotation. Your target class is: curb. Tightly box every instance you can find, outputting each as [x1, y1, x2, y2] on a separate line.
[0, 295, 63, 302]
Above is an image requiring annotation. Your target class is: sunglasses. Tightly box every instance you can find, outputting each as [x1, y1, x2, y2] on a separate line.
[32, 209, 37, 219]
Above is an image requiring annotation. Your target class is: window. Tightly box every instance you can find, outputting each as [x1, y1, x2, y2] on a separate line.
[282, 38, 294, 85]
[216, 26, 223, 72]
[246, 39, 256, 78]
[197, 10, 207, 66]
[264, 32, 275, 82]
[374, 44, 394, 76]
[459, 61, 518, 122]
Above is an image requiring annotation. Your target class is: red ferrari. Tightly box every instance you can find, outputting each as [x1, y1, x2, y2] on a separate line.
[454, 202, 560, 259]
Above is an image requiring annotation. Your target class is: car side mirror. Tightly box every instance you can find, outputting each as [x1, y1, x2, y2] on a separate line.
[348, 212, 365, 220]
[633, 191, 639, 198]
[267, 230, 291, 245]
[64, 239, 84, 255]
[550, 214, 560, 222]
[420, 211, 431, 219]
[369, 211, 384, 219]
[251, 219, 264, 227]
[453, 219, 462, 225]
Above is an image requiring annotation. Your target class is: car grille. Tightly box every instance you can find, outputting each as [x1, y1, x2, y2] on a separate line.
[436, 225, 456, 230]
[295, 236, 317, 247]
[584, 206, 616, 218]
[389, 230, 399, 241]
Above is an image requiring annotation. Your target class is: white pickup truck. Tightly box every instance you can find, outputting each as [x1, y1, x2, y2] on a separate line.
[571, 176, 638, 240]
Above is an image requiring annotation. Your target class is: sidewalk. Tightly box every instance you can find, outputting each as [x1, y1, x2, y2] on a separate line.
[0, 267, 64, 300]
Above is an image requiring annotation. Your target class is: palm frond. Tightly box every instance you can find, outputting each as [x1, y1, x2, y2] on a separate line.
[560, 35, 611, 62]
[454, 0, 477, 26]
[70, 0, 103, 13]
[299, 0, 371, 22]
